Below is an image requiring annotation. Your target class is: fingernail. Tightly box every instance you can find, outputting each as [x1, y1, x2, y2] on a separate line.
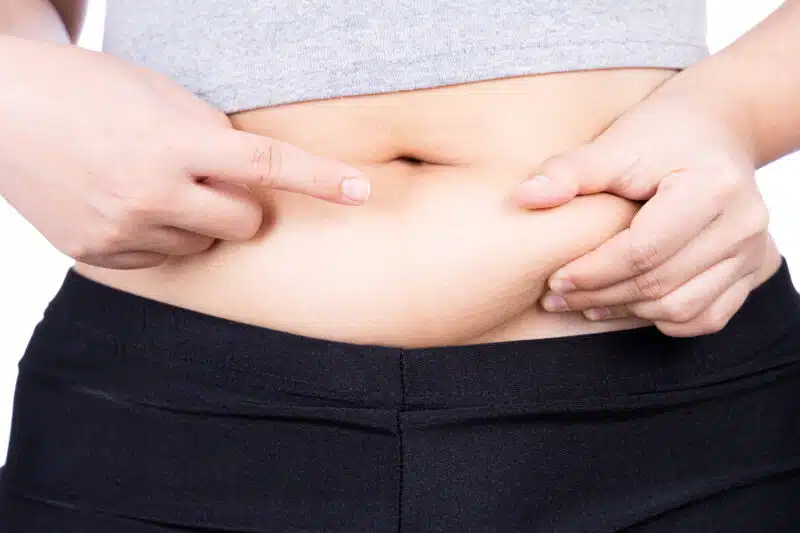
[585, 307, 611, 320]
[542, 295, 569, 312]
[342, 177, 371, 203]
[549, 274, 576, 293]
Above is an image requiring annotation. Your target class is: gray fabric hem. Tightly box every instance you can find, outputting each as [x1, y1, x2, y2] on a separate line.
[202, 41, 709, 114]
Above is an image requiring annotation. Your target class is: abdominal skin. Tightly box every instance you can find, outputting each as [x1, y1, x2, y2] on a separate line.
[72, 69, 671, 348]
[118, 163, 641, 349]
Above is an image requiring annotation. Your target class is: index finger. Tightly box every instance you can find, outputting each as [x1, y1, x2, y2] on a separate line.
[186, 128, 371, 205]
[550, 173, 723, 291]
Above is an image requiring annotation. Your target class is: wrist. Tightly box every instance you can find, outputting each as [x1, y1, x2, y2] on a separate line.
[649, 55, 760, 167]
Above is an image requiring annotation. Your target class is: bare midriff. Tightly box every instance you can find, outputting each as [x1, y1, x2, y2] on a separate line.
[73, 68, 690, 348]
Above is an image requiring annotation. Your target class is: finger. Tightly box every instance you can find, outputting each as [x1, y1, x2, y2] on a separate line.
[513, 135, 649, 210]
[538, 291, 634, 320]
[513, 143, 608, 209]
[547, 172, 725, 293]
[163, 179, 264, 241]
[548, 206, 765, 309]
[141, 226, 216, 256]
[512, 173, 580, 209]
[78, 250, 169, 270]
[654, 272, 756, 337]
[582, 305, 632, 321]
[187, 128, 371, 205]
[626, 255, 752, 323]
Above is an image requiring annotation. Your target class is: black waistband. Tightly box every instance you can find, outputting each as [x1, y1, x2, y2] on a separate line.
[22, 256, 800, 409]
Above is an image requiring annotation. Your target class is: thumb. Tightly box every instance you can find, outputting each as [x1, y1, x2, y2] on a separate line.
[512, 136, 642, 209]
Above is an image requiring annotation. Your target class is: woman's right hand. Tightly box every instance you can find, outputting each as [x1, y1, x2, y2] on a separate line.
[0, 35, 371, 269]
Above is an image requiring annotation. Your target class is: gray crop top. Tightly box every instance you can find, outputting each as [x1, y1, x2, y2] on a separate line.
[102, 1, 709, 114]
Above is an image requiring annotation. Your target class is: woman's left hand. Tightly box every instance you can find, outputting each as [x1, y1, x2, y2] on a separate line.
[511, 88, 772, 337]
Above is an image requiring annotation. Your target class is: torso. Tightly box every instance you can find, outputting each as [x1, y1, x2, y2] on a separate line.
[73, 68, 775, 348]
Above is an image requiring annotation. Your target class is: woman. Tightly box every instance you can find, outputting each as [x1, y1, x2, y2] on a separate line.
[0, 0, 798, 531]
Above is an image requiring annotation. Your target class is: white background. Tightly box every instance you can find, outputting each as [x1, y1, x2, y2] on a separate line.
[1, 1, 798, 458]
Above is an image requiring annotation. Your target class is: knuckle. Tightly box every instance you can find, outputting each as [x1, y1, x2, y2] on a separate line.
[94, 222, 130, 252]
[745, 203, 770, 236]
[615, 166, 636, 195]
[627, 240, 659, 274]
[626, 281, 645, 302]
[706, 315, 730, 333]
[559, 293, 586, 310]
[615, 155, 645, 195]
[103, 179, 162, 222]
[67, 223, 127, 260]
[252, 144, 282, 187]
[662, 296, 700, 323]
[632, 271, 664, 300]
[123, 187, 167, 220]
[63, 238, 93, 261]
[701, 312, 731, 334]
[657, 169, 682, 191]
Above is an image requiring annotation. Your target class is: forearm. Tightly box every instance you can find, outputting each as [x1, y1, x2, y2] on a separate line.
[0, 0, 86, 44]
[651, 0, 800, 168]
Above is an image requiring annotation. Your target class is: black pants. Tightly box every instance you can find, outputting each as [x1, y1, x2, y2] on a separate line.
[1, 260, 799, 533]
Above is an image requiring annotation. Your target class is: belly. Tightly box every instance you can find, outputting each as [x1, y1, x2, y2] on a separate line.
[74, 69, 673, 348]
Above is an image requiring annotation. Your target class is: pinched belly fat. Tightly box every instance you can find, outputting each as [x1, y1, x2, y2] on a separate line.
[74, 160, 641, 347]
